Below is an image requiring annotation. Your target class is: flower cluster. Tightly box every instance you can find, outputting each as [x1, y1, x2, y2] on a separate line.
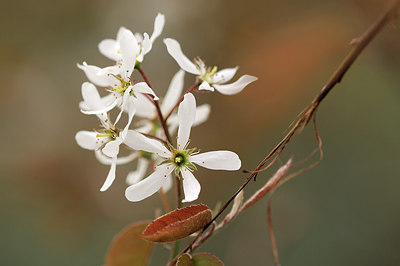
[75, 13, 257, 202]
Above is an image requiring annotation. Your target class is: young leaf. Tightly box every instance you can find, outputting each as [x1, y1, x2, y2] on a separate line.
[176, 253, 223, 266]
[176, 253, 194, 266]
[105, 221, 153, 266]
[141, 204, 212, 242]
[192, 253, 223, 265]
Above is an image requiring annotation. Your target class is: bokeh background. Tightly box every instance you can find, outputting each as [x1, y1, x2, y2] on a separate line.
[1, 0, 399, 265]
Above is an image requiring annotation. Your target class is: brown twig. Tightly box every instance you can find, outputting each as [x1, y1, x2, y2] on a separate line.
[171, 1, 400, 262]
[140, 132, 168, 146]
[137, 67, 172, 143]
[164, 82, 199, 121]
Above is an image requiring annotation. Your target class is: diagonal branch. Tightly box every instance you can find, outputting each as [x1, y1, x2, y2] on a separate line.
[171, 0, 400, 261]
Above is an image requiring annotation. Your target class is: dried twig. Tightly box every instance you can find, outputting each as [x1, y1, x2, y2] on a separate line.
[170, 1, 400, 262]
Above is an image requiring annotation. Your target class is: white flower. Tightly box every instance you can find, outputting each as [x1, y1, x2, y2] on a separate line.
[124, 93, 241, 203]
[78, 27, 159, 117]
[75, 82, 136, 192]
[98, 13, 165, 64]
[134, 70, 211, 137]
[164, 38, 258, 95]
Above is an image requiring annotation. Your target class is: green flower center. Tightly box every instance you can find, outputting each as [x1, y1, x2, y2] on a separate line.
[96, 128, 120, 141]
[111, 75, 135, 96]
[173, 153, 186, 167]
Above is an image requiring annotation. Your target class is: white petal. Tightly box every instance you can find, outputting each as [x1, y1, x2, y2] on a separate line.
[150, 13, 165, 43]
[124, 130, 172, 158]
[135, 122, 153, 134]
[167, 113, 179, 135]
[125, 164, 174, 202]
[177, 93, 196, 149]
[211, 66, 239, 84]
[80, 97, 119, 115]
[213, 75, 258, 95]
[131, 93, 155, 119]
[102, 138, 123, 158]
[126, 158, 149, 185]
[134, 32, 144, 43]
[116, 26, 128, 42]
[133, 82, 159, 100]
[198, 81, 214, 91]
[161, 70, 185, 114]
[141, 33, 152, 56]
[81, 82, 103, 111]
[96, 65, 121, 78]
[77, 62, 116, 87]
[164, 38, 200, 75]
[190, 151, 241, 170]
[100, 158, 117, 191]
[75, 131, 98, 150]
[181, 168, 201, 203]
[193, 104, 211, 127]
[95, 150, 139, 165]
[98, 39, 120, 61]
[115, 88, 137, 130]
[161, 174, 173, 192]
[120, 29, 139, 79]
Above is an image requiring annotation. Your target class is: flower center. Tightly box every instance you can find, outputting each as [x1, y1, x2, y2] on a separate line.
[110, 75, 135, 96]
[173, 152, 186, 167]
[195, 58, 218, 83]
[97, 128, 120, 141]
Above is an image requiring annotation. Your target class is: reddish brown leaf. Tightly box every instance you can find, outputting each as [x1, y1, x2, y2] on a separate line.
[141, 204, 212, 242]
[192, 253, 224, 265]
[105, 221, 153, 266]
[176, 253, 194, 266]
[176, 253, 223, 266]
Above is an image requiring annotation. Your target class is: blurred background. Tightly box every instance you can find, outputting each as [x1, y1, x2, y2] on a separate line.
[1, 0, 399, 265]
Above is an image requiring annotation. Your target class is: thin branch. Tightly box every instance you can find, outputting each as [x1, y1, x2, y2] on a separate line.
[171, 1, 400, 261]
[164, 83, 199, 121]
[140, 132, 168, 146]
[137, 67, 172, 143]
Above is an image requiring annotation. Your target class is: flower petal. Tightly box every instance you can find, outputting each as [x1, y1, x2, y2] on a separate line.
[116, 26, 128, 42]
[161, 174, 173, 192]
[95, 150, 139, 165]
[80, 97, 119, 115]
[125, 164, 174, 202]
[161, 70, 185, 114]
[100, 158, 117, 191]
[190, 151, 241, 170]
[96, 65, 121, 78]
[177, 93, 196, 149]
[181, 168, 201, 203]
[211, 66, 239, 84]
[167, 113, 179, 135]
[124, 130, 172, 158]
[75, 131, 98, 150]
[212, 75, 258, 95]
[198, 81, 214, 91]
[141, 32, 152, 57]
[131, 93, 155, 119]
[126, 158, 149, 185]
[164, 38, 200, 75]
[133, 82, 159, 100]
[77, 62, 116, 87]
[81, 82, 104, 111]
[102, 138, 123, 158]
[115, 87, 136, 128]
[135, 122, 153, 134]
[120, 29, 139, 79]
[98, 39, 120, 61]
[193, 104, 211, 127]
[150, 13, 165, 43]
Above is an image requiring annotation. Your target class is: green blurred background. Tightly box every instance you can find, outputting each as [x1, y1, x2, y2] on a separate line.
[1, 0, 399, 265]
